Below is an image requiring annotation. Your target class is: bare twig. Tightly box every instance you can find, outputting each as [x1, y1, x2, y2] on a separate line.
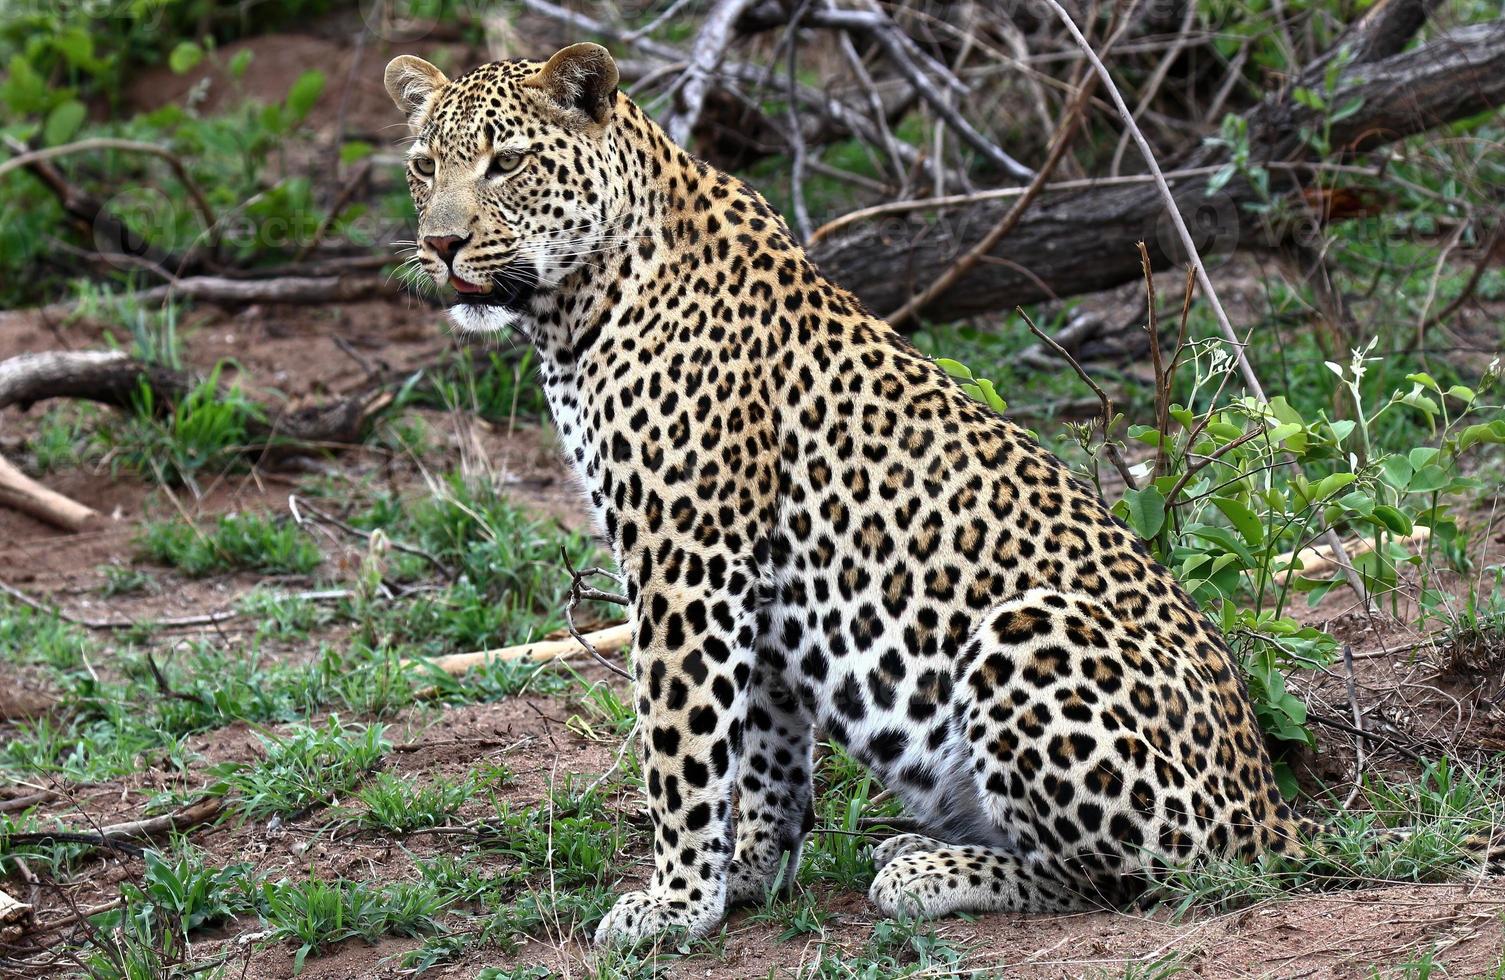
[1108, 0, 1198, 178]
[562, 547, 633, 682]
[1019, 309, 1138, 491]
[662, 0, 759, 147]
[810, 7, 1033, 180]
[1341, 643, 1368, 805]
[0, 578, 345, 632]
[0, 453, 100, 532]
[807, 165, 1230, 244]
[784, 0, 815, 242]
[1038, 0, 1371, 605]
[403, 624, 632, 680]
[291, 160, 373, 264]
[0, 138, 216, 238]
[887, 60, 1097, 328]
[288, 493, 452, 579]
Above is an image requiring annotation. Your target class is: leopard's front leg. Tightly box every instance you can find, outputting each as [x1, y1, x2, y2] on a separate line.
[593, 544, 757, 945]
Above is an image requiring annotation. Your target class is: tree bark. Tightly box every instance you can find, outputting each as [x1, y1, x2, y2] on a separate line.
[810, 19, 1505, 322]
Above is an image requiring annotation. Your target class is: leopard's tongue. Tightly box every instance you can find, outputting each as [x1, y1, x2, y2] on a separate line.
[450, 274, 489, 295]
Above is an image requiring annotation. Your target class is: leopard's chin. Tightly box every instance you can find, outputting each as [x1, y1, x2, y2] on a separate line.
[446, 303, 523, 337]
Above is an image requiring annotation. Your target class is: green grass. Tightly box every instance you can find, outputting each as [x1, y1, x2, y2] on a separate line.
[215, 718, 388, 820]
[0, 597, 92, 668]
[261, 874, 449, 974]
[349, 473, 601, 654]
[342, 771, 485, 834]
[400, 349, 548, 423]
[97, 364, 264, 487]
[801, 745, 896, 890]
[798, 913, 967, 979]
[1160, 760, 1505, 915]
[137, 512, 322, 577]
[107, 847, 262, 941]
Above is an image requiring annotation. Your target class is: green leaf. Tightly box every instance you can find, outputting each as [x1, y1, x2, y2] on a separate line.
[1122, 486, 1166, 541]
[50, 29, 95, 69]
[1380, 454, 1413, 488]
[1408, 447, 1439, 470]
[1267, 422, 1304, 446]
[1405, 372, 1442, 393]
[1406, 465, 1449, 494]
[1313, 472, 1356, 501]
[1330, 96, 1364, 122]
[1211, 496, 1264, 546]
[1292, 86, 1325, 110]
[974, 378, 1007, 414]
[168, 41, 203, 75]
[1272, 761, 1300, 799]
[1371, 505, 1412, 536]
[1206, 163, 1235, 196]
[1445, 384, 1475, 404]
[1457, 420, 1505, 452]
[229, 48, 254, 80]
[42, 99, 85, 146]
[1326, 420, 1355, 445]
[286, 70, 327, 122]
[1188, 525, 1256, 570]
[340, 140, 374, 164]
[935, 358, 973, 381]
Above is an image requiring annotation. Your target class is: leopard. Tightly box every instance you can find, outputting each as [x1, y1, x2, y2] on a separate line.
[383, 44, 1498, 945]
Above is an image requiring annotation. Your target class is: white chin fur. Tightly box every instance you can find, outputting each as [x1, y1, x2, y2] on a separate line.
[446, 304, 520, 336]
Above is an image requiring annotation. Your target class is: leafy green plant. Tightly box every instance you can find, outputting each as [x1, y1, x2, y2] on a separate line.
[215, 718, 387, 819]
[98, 365, 263, 487]
[261, 874, 448, 974]
[344, 771, 477, 834]
[1160, 760, 1504, 914]
[137, 511, 321, 577]
[102, 848, 260, 941]
[946, 333, 1503, 788]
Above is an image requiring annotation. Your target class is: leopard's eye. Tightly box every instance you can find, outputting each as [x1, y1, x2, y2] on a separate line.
[411, 156, 435, 178]
[488, 152, 524, 178]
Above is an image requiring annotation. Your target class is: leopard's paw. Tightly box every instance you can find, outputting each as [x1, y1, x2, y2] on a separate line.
[592, 889, 720, 945]
[871, 833, 943, 871]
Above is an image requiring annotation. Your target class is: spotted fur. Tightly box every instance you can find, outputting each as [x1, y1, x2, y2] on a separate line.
[382, 45, 1483, 945]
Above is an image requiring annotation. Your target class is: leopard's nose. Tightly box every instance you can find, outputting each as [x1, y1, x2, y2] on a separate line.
[423, 234, 470, 266]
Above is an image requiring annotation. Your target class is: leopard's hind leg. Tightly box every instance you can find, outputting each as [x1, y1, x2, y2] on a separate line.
[871, 588, 1276, 919]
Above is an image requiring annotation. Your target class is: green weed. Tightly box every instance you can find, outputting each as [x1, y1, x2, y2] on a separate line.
[98, 365, 263, 487]
[215, 718, 387, 819]
[260, 874, 448, 974]
[1161, 760, 1504, 914]
[137, 512, 321, 577]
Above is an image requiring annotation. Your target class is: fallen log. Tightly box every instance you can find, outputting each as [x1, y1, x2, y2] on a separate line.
[133, 273, 405, 306]
[810, 17, 1505, 322]
[406, 623, 632, 677]
[0, 454, 100, 531]
[0, 350, 393, 452]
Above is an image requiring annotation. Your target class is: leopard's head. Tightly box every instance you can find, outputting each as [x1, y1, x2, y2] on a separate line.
[384, 44, 621, 335]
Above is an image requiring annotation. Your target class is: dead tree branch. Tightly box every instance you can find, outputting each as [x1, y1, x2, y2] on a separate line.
[811, 18, 1505, 320]
[662, 0, 759, 147]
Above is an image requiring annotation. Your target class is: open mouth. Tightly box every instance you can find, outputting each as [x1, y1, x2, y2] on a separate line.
[450, 265, 539, 310]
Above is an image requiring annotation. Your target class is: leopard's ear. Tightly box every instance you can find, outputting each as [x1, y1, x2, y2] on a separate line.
[384, 55, 449, 132]
[528, 43, 618, 125]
